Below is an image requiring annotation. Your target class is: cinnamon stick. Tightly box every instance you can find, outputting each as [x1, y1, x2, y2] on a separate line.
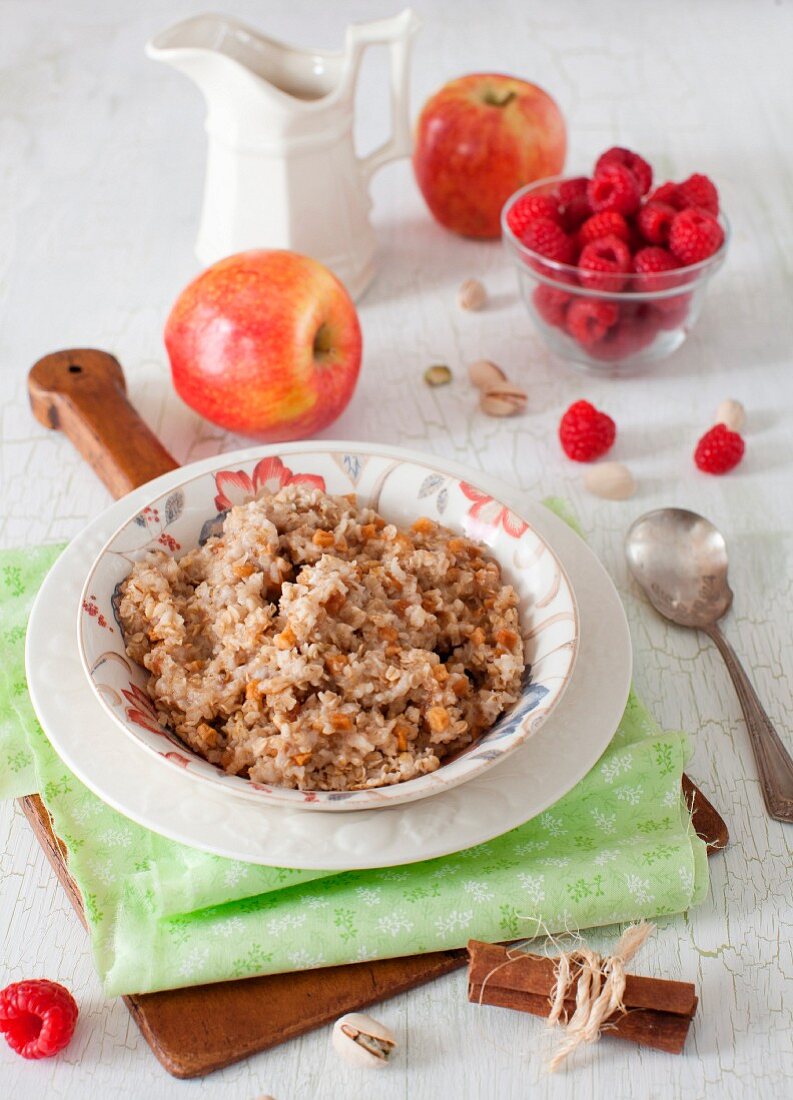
[467, 941, 697, 1055]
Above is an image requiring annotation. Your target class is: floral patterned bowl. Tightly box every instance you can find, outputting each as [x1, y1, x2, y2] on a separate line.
[78, 444, 579, 812]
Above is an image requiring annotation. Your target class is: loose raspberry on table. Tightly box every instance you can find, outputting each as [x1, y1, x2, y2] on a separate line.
[669, 207, 724, 265]
[532, 284, 572, 328]
[676, 173, 719, 215]
[506, 193, 561, 237]
[565, 298, 619, 346]
[594, 147, 653, 195]
[0, 979, 78, 1059]
[694, 424, 745, 475]
[578, 211, 630, 246]
[633, 246, 680, 292]
[588, 163, 641, 216]
[636, 201, 677, 244]
[559, 400, 616, 461]
[520, 217, 576, 264]
[578, 234, 632, 292]
[648, 181, 684, 208]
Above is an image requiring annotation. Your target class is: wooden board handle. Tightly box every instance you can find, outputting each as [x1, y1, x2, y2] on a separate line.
[29, 348, 179, 498]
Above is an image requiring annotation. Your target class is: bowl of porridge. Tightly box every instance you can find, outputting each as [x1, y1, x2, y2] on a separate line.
[78, 445, 578, 811]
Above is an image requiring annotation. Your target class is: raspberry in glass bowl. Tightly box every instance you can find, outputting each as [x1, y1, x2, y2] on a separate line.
[501, 174, 729, 376]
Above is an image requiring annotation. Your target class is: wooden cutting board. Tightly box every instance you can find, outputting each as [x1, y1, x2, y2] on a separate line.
[23, 348, 729, 1078]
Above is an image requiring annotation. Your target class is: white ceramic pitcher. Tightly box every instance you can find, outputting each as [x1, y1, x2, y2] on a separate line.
[147, 10, 420, 299]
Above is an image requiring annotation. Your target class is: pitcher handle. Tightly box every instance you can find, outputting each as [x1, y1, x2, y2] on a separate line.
[346, 9, 421, 185]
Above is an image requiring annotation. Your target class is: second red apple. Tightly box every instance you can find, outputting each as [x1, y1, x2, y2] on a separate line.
[413, 74, 566, 239]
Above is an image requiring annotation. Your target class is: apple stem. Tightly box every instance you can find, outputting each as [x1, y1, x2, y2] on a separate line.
[313, 322, 334, 361]
[482, 88, 517, 108]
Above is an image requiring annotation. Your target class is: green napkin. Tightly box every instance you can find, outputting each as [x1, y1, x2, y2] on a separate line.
[0, 528, 708, 997]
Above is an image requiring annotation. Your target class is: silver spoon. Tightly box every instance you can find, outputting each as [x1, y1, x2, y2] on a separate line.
[625, 507, 793, 823]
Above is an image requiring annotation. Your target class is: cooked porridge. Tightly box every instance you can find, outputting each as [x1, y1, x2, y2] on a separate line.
[117, 485, 525, 791]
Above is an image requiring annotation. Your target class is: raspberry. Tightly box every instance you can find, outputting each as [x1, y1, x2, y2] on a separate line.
[594, 147, 653, 195]
[633, 246, 680, 291]
[532, 283, 572, 328]
[507, 193, 561, 237]
[653, 291, 693, 326]
[557, 177, 590, 204]
[676, 173, 719, 216]
[554, 176, 589, 210]
[648, 181, 684, 208]
[669, 207, 724, 265]
[636, 201, 677, 244]
[557, 177, 592, 230]
[520, 217, 576, 264]
[578, 235, 632, 291]
[578, 211, 630, 246]
[561, 195, 592, 232]
[587, 308, 661, 361]
[559, 400, 616, 461]
[633, 246, 678, 272]
[694, 424, 745, 475]
[565, 298, 619, 346]
[0, 980, 78, 1059]
[588, 163, 641, 216]
[627, 221, 647, 255]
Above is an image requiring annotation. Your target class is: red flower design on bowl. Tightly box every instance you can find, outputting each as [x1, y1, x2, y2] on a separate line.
[121, 684, 165, 737]
[460, 483, 528, 538]
[214, 456, 325, 511]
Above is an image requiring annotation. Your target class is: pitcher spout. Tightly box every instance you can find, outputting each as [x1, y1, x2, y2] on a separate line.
[146, 13, 225, 57]
[146, 13, 344, 111]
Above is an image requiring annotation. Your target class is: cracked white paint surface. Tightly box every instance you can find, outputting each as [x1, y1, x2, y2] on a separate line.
[1, 0, 792, 1096]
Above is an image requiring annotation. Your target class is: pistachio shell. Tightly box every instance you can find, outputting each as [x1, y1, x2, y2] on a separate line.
[468, 359, 507, 389]
[332, 1012, 396, 1069]
[458, 278, 487, 311]
[479, 379, 527, 417]
[583, 461, 636, 500]
[714, 398, 746, 433]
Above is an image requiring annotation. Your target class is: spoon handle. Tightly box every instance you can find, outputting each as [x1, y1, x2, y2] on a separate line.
[705, 624, 793, 823]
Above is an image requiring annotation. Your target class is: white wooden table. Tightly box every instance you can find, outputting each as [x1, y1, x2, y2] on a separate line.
[1, 1, 792, 1095]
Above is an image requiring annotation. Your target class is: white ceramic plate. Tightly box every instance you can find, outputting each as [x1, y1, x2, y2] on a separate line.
[26, 445, 632, 870]
[78, 446, 578, 811]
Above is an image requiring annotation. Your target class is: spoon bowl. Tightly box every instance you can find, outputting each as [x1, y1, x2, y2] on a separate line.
[625, 508, 733, 628]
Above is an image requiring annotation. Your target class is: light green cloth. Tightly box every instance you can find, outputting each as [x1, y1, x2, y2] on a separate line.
[0, 520, 709, 997]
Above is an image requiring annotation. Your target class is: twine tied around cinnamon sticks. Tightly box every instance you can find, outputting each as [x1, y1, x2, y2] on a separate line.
[468, 923, 698, 1071]
[544, 921, 653, 1071]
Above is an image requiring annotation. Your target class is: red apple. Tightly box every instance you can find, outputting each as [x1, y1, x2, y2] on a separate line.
[413, 74, 566, 239]
[165, 250, 362, 441]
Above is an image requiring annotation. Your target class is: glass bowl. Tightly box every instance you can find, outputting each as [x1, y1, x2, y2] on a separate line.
[502, 175, 729, 377]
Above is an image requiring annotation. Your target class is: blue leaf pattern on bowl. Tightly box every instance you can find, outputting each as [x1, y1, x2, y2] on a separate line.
[342, 454, 363, 484]
[418, 473, 445, 498]
[199, 512, 227, 546]
[165, 491, 184, 525]
[479, 683, 550, 743]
